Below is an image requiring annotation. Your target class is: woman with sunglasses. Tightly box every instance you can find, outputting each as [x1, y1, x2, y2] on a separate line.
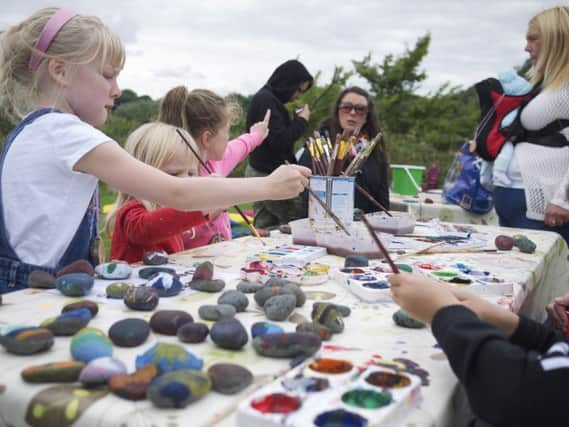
[298, 86, 390, 216]
[245, 59, 314, 229]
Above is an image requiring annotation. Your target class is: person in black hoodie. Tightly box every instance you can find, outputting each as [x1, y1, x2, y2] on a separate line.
[298, 86, 389, 217]
[389, 272, 569, 427]
[245, 59, 313, 229]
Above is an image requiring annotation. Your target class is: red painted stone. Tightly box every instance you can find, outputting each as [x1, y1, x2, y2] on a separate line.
[250, 393, 301, 414]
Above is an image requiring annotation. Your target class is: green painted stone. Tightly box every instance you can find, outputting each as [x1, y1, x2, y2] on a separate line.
[21, 361, 85, 383]
[514, 235, 536, 254]
[138, 266, 177, 279]
[392, 309, 425, 329]
[106, 282, 133, 299]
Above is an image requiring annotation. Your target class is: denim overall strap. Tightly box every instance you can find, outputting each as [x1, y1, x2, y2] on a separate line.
[0, 109, 98, 293]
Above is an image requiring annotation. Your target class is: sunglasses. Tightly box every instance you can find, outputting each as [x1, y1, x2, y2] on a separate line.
[339, 102, 368, 116]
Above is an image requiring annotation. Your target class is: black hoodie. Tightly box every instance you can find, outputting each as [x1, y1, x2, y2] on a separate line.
[247, 60, 313, 173]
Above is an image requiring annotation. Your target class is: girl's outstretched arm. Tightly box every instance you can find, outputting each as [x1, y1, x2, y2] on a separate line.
[75, 141, 310, 211]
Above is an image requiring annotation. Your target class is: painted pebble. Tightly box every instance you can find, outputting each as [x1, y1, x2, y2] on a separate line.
[217, 290, 249, 312]
[0, 326, 54, 355]
[192, 261, 214, 281]
[514, 235, 537, 254]
[198, 304, 236, 321]
[56, 259, 95, 277]
[27, 270, 56, 289]
[147, 370, 211, 408]
[311, 303, 345, 333]
[124, 286, 159, 311]
[252, 332, 321, 358]
[313, 302, 351, 317]
[147, 272, 183, 297]
[143, 250, 169, 265]
[109, 364, 158, 400]
[251, 321, 284, 338]
[264, 279, 306, 307]
[210, 318, 248, 350]
[138, 266, 177, 279]
[106, 282, 132, 299]
[79, 356, 128, 386]
[177, 322, 209, 343]
[254, 286, 296, 307]
[296, 322, 333, 341]
[150, 310, 193, 335]
[264, 294, 297, 321]
[189, 279, 225, 293]
[61, 300, 98, 317]
[136, 343, 203, 373]
[21, 361, 85, 383]
[41, 308, 92, 336]
[208, 363, 253, 394]
[392, 309, 425, 329]
[55, 273, 94, 297]
[95, 262, 132, 280]
[70, 328, 113, 363]
[495, 235, 515, 250]
[108, 318, 150, 347]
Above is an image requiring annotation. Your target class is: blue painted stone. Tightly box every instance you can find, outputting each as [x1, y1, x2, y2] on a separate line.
[55, 273, 94, 297]
[79, 357, 128, 386]
[198, 304, 236, 321]
[61, 300, 98, 317]
[264, 294, 296, 321]
[147, 273, 182, 297]
[252, 332, 321, 358]
[147, 370, 211, 408]
[208, 363, 253, 394]
[0, 326, 54, 355]
[150, 310, 193, 335]
[108, 318, 150, 347]
[210, 318, 248, 350]
[95, 262, 132, 280]
[251, 321, 284, 338]
[124, 286, 159, 311]
[41, 308, 92, 336]
[217, 290, 249, 312]
[177, 322, 209, 343]
[70, 329, 113, 363]
[136, 343, 203, 374]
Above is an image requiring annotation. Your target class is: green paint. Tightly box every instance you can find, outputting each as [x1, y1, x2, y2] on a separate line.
[431, 270, 457, 278]
[395, 263, 412, 272]
[342, 388, 392, 409]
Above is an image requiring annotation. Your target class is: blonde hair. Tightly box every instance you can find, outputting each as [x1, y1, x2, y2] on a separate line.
[0, 7, 125, 123]
[104, 122, 198, 235]
[528, 5, 569, 89]
[159, 86, 241, 140]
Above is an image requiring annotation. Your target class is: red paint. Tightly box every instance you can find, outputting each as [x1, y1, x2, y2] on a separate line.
[417, 264, 440, 270]
[251, 393, 301, 414]
[309, 358, 353, 374]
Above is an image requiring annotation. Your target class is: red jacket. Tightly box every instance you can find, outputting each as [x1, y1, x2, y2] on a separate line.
[110, 200, 206, 263]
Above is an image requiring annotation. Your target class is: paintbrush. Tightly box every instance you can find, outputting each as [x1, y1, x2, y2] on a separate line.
[356, 209, 399, 273]
[176, 129, 266, 245]
[347, 177, 393, 217]
[284, 160, 351, 236]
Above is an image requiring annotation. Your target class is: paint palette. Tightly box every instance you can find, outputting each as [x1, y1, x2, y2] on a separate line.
[332, 266, 395, 303]
[237, 356, 422, 427]
[415, 262, 514, 296]
[247, 244, 327, 266]
[241, 261, 330, 286]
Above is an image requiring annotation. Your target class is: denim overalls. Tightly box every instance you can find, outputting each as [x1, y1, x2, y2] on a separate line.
[0, 108, 98, 293]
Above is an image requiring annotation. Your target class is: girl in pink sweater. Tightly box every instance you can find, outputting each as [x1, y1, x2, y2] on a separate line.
[159, 87, 270, 248]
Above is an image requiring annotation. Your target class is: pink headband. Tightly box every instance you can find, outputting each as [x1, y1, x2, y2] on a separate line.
[29, 7, 78, 72]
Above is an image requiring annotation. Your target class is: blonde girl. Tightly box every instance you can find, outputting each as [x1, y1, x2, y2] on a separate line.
[0, 7, 310, 293]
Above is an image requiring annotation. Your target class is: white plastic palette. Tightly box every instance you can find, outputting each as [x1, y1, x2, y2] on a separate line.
[332, 266, 394, 303]
[241, 261, 330, 286]
[247, 244, 327, 266]
[366, 211, 416, 235]
[237, 356, 422, 427]
[414, 262, 514, 297]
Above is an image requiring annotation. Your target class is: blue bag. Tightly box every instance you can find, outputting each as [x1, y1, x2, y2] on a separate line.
[443, 141, 494, 214]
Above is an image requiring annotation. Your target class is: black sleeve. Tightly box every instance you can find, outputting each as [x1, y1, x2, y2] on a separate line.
[432, 305, 569, 427]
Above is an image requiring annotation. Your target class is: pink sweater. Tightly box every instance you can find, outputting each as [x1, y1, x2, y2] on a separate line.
[182, 132, 264, 249]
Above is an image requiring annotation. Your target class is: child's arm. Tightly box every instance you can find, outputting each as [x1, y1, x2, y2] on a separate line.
[75, 142, 310, 211]
[119, 202, 206, 245]
[213, 110, 271, 176]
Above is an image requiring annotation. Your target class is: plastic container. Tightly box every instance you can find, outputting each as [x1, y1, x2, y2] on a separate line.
[391, 164, 425, 196]
[289, 218, 318, 246]
[366, 211, 416, 235]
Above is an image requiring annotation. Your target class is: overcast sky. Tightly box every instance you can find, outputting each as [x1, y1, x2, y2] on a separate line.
[2, 1, 561, 99]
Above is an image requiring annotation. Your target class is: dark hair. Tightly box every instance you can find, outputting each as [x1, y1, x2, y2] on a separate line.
[320, 86, 387, 163]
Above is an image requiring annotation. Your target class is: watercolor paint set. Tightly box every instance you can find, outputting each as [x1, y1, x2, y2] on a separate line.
[332, 266, 397, 303]
[237, 354, 422, 427]
[241, 260, 330, 286]
[414, 262, 514, 296]
[247, 244, 327, 266]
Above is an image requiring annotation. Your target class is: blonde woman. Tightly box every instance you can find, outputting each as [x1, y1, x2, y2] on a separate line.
[493, 5, 569, 243]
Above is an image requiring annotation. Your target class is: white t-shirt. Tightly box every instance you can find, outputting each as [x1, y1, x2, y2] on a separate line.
[1, 112, 115, 268]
